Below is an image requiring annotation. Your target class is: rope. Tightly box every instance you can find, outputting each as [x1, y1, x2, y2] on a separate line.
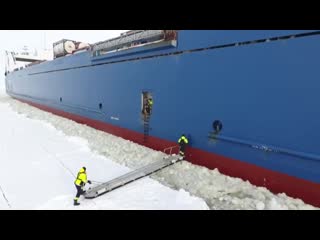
[0, 184, 11, 208]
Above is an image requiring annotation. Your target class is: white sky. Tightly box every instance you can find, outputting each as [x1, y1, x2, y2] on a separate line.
[0, 30, 128, 89]
[0, 90, 316, 209]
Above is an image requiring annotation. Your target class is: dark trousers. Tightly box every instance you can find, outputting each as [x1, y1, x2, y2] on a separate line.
[179, 144, 186, 155]
[75, 184, 85, 200]
[146, 105, 151, 115]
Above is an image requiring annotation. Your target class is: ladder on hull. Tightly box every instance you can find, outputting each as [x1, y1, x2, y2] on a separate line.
[143, 115, 150, 143]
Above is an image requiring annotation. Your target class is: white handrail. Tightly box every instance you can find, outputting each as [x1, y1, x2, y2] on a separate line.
[163, 145, 180, 155]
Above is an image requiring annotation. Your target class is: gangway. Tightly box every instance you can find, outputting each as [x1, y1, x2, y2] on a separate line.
[84, 154, 183, 199]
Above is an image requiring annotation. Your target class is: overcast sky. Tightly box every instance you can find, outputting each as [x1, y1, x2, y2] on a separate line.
[0, 30, 128, 89]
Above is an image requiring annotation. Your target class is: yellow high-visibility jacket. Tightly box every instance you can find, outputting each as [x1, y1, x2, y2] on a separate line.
[74, 168, 87, 186]
[178, 136, 188, 144]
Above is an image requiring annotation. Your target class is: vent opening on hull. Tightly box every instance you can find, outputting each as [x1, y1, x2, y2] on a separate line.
[213, 120, 223, 134]
[99, 103, 103, 110]
[208, 120, 223, 144]
[60, 97, 62, 102]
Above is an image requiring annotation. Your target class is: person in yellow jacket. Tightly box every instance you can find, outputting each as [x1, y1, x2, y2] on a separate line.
[145, 98, 153, 115]
[178, 134, 189, 157]
[74, 167, 92, 206]
[148, 98, 153, 112]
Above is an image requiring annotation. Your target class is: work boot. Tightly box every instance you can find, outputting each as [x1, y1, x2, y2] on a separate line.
[74, 200, 80, 206]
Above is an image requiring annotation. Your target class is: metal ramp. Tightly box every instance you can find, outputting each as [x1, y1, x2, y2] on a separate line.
[84, 154, 183, 199]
